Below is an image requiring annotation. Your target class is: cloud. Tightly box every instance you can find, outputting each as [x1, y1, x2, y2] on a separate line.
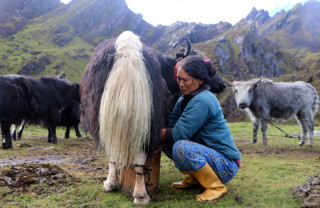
[126, 0, 310, 26]
[60, 0, 72, 4]
[59, 0, 312, 25]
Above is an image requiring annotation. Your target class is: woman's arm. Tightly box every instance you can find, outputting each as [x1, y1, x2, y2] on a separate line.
[161, 128, 166, 142]
[171, 99, 210, 142]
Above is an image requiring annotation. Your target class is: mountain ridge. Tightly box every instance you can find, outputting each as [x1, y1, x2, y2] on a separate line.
[0, 0, 319, 122]
[1, 0, 318, 80]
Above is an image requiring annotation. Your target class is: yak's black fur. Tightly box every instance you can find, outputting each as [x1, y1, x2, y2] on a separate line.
[1, 75, 80, 149]
[81, 37, 169, 157]
[12, 99, 82, 141]
[61, 100, 82, 139]
[80, 34, 226, 157]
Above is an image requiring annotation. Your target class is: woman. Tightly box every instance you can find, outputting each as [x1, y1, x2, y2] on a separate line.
[161, 55, 241, 202]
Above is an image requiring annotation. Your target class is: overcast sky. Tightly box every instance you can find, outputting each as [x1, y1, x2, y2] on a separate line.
[60, 0, 313, 26]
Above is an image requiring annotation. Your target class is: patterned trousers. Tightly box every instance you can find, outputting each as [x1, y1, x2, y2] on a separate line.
[163, 140, 238, 184]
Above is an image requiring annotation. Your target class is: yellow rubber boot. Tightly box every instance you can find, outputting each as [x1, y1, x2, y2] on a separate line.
[191, 163, 228, 202]
[171, 172, 199, 188]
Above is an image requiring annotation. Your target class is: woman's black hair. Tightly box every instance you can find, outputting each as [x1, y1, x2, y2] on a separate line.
[178, 55, 215, 84]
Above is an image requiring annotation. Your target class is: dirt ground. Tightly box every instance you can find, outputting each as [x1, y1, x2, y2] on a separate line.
[0, 136, 320, 207]
[0, 136, 109, 184]
[292, 175, 320, 208]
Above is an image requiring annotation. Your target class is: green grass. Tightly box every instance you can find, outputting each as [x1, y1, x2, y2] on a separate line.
[0, 122, 319, 207]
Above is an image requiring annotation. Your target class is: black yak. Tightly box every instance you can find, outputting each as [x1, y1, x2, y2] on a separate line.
[80, 31, 225, 204]
[1, 75, 80, 149]
[11, 100, 82, 141]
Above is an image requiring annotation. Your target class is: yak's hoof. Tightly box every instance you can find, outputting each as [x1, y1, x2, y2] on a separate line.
[64, 135, 70, 139]
[133, 193, 150, 205]
[103, 181, 118, 192]
[2, 141, 12, 149]
[76, 134, 82, 138]
[299, 140, 305, 146]
[262, 142, 267, 145]
[252, 140, 257, 144]
[307, 143, 313, 147]
[48, 139, 58, 144]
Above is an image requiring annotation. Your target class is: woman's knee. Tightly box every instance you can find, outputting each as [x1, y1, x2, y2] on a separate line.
[172, 140, 206, 171]
[172, 140, 191, 159]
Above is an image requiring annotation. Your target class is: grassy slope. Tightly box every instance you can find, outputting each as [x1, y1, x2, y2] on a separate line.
[0, 2, 95, 82]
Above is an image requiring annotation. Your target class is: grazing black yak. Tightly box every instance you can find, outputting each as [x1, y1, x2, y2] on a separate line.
[1, 75, 80, 149]
[11, 100, 82, 140]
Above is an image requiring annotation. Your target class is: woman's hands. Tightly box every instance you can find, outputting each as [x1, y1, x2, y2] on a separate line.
[161, 128, 166, 142]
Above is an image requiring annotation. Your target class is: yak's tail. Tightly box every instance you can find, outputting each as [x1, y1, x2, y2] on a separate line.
[99, 31, 152, 167]
[306, 83, 320, 117]
[311, 86, 319, 117]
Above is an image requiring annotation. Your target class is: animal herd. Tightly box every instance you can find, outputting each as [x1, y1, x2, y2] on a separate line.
[1, 30, 319, 205]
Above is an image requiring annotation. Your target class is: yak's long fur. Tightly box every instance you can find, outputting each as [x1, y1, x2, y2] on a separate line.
[81, 31, 168, 167]
[99, 31, 152, 166]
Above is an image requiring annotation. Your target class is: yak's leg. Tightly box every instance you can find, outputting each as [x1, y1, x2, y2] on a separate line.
[247, 110, 259, 143]
[103, 162, 119, 192]
[307, 118, 314, 147]
[48, 128, 52, 143]
[11, 124, 17, 141]
[17, 120, 26, 140]
[74, 125, 82, 137]
[252, 120, 259, 144]
[307, 122, 314, 147]
[260, 118, 268, 145]
[305, 112, 314, 147]
[48, 127, 58, 144]
[296, 113, 308, 146]
[133, 151, 150, 205]
[51, 127, 58, 144]
[2, 123, 12, 149]
[64, 126, 70, 139]
[48, 109, 60, 144]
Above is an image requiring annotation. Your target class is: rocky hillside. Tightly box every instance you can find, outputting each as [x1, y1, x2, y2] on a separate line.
[247, 1, 320, 52]
[0, 0, 319, 122]
[0, 0, 62, 36]
[0, 0, 164, 80]
[0, 0, 317, 79]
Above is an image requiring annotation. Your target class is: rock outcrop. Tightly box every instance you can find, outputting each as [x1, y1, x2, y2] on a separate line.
[0, 0, 62, 37]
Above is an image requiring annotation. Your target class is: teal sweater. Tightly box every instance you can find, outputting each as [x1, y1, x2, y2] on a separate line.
[168, 90, 241, 160]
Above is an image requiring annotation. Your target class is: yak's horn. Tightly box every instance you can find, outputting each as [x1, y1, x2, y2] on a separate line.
[57, 72, 67, 79]
[253, 76, 263, 85]
[183, 35, 191, 57]
[223, 78, 234, 87]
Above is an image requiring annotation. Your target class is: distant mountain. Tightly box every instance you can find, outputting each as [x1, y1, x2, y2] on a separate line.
[0, 0, 163, 80]
[39, 0, 163, 46]
[247, 0, 320, 52]
[0, 0, 62, 36]
[0, 0, 319, 122]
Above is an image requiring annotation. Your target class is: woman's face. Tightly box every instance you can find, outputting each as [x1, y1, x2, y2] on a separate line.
[176, 68, 203, 95]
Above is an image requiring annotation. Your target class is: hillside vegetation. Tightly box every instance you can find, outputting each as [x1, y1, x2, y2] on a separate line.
[0, 0, 320, 120]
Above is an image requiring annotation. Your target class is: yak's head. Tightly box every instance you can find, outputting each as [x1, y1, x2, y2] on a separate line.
[174, 36, 226, 94]
[56, 74, 81, 103]
[61, 81, 80, 104]
[158, 35, 226, 107]
[225, 77, 262, 110]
